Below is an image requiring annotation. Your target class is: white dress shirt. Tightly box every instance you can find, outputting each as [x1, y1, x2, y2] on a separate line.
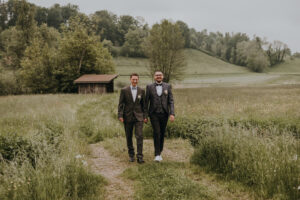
[130, 85, 137, 102]
[155, 82, 162, 96]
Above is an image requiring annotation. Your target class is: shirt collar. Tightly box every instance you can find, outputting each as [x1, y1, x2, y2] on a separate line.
[155, 81, 163, 86]
[130, 85, 137, 90]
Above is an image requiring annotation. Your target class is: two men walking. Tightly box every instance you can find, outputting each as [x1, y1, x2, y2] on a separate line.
[118, 71, 175, 163]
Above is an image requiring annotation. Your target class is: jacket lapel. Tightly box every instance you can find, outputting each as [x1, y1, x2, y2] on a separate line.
[127, 86, 134, 104]
[152, 83, 158, 96]
[134, 87, 141, 105]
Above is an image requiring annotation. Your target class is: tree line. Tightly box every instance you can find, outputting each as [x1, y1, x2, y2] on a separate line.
[0, 0, 298, 95]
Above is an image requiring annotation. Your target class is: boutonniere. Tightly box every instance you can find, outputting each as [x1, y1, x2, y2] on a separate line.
[164, 90, 168, 95]
[137, 94, 141, 99]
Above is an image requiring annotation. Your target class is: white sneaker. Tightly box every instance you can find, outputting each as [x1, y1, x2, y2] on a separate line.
[154, 156, 160, 162]
[159, 155, 163, 161]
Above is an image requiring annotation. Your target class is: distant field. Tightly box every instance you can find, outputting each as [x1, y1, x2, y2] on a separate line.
[113, 49, 300, 88]
[268, 58, 300, 74]
[113, 48, 250, 76]
[183, 49, 250, 74]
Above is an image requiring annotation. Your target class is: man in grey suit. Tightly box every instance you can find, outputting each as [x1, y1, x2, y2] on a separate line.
[145, 71, 175, 162]
[118, 73, 147, 163]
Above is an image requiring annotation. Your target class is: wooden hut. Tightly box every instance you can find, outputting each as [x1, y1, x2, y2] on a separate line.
[74, 74, 118, 94]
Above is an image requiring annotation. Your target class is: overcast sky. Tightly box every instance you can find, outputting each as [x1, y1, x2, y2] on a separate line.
[28, 0, 300, 53]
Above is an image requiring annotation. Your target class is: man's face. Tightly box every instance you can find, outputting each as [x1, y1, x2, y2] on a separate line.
[130, 76, 139, 87]
[154, 72, 163, 83]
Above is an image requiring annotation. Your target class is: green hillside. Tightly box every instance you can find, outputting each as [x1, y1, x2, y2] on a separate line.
[113, 49, 300, 88]
[183, 49, 250, 74]
[113, 48, 250, 76]
[268, 58, 300, 74]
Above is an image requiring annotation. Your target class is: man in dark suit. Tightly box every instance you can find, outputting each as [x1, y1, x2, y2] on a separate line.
[118, 73, 147, 163]
[145, 71, 175, 162]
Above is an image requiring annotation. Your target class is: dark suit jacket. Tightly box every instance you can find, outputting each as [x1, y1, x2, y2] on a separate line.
[118, 86, 146, 122]
[145, 82, 175, 117]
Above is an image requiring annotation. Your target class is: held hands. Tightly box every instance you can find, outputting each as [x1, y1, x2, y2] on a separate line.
[169, 115, 175, 122]
[119, 118, 124, 123]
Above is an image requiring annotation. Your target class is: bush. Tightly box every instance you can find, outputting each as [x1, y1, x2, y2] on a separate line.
[0, 70, 23, 95]
[166, 117, 224, 146]
[0, 134, 37, 167]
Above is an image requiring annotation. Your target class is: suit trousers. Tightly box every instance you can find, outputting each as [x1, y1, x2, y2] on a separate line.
[124, 120, 143, 159]
[150, 113, 169, 156]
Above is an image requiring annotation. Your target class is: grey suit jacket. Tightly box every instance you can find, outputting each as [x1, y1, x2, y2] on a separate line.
[118, 86, 146, 122]
[145, 82, 175, 117]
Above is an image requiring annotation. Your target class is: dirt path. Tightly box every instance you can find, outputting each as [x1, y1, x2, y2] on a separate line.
[88, 143, 134, 200]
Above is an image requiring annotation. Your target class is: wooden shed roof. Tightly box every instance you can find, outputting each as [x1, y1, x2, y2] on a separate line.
[74, 74, 118, 84]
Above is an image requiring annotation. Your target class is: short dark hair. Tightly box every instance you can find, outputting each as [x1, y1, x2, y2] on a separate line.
[154, 70, 163, 75]
[130, 73, 139, 78]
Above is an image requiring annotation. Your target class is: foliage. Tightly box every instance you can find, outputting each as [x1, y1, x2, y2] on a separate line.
[0, 69, 22, 95]
[0, 0, 36, 69]
[102, 39, 120, 57]
[266, 40, 291, 66]
[0, 27, 25, 69]
[121, 27, 148, 57]
[176, 20, 190, 48]
[91, 10, 119, 45]
[0, 133, 36, 166]
[236, 40, 270, 72]
[55, 16, 115, 93]
[144, 19, 186, 82]
[293, 52, 300, 58]
[19, 25, 60, 93]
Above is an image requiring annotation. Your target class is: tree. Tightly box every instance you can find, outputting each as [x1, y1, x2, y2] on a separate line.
[19, 24, 60, 93]
[15, 0, 36, 44]
[266, 40, 290, 66]
[55, 16, 115, 92]
[121, 27, 148, 57]
[144, 19, 185, 82]
[236, 40, 270, 72]
[175, 20, 190, 48]
[19, 39, 58, 93]
[0, 27, 25, 69]
[116, 15, 139, 46]
[91, 10, 118, 44]
[0, 0, 36, 69]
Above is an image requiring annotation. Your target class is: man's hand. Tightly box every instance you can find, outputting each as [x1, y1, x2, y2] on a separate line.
[169, 115, 175, 122]
[144, 118, 148, 123]
[119, 118, 124, 123]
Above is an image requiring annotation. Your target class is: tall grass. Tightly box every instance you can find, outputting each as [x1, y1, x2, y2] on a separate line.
[0, 94, 107, 199]
[124, 162, 214, 200]
[191, 127, 300, 199]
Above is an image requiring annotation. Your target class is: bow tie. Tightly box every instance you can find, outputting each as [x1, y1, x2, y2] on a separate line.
[155, 83, 162, 86]
[131, 87, 137, 90]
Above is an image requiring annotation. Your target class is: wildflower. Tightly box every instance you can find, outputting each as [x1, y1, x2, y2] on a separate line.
[82, 160, 87, 166]
[75, 154, 83, 159]
[293, 154, 298, 161]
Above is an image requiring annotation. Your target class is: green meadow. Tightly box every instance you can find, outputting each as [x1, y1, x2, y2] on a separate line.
[1, 85, 300, 199]
[1, 49, 300, 200]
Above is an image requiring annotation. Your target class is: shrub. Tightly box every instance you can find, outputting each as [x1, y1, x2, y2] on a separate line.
[0, 134, 37, 167]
